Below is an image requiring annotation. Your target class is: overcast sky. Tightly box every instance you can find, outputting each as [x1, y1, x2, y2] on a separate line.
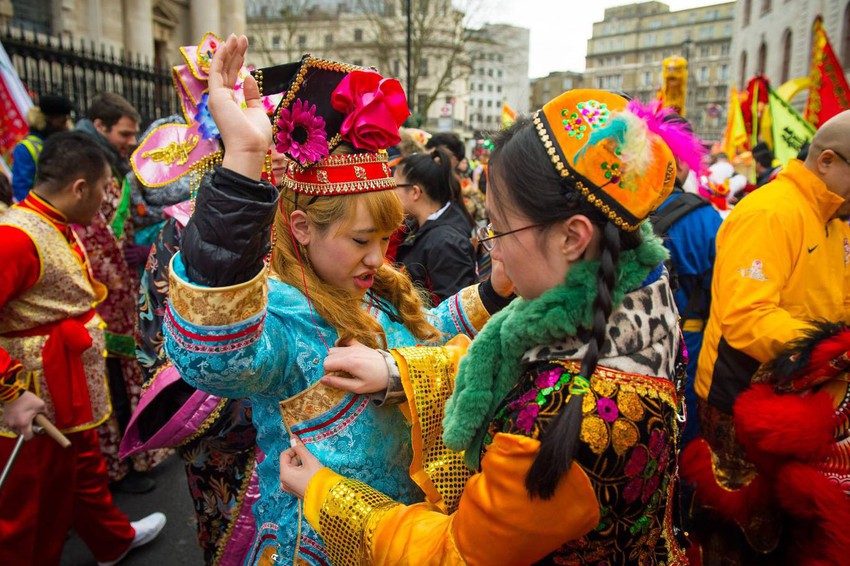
[477, 0, 729, 78]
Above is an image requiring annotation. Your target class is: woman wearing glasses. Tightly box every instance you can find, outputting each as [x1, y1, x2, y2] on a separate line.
[393, 148, 477, 305]
[280, 90, 689, 564]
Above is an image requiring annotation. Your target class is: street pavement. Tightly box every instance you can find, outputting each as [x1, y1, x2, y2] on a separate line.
[61, 454, 204, 565]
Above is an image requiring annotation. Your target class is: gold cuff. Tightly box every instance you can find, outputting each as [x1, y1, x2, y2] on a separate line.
[167, 255, 267, 326]
[458, 284, 490, 331]
[318, 476, 400, 566]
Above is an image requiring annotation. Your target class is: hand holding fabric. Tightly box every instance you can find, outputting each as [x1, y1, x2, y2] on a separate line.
[123, 243, 151, 268]
[280, 436, 324, 499]
[321, 339, 390, 394]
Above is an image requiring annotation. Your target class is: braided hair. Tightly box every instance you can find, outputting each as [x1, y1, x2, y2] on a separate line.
[490, 118, 640, 499]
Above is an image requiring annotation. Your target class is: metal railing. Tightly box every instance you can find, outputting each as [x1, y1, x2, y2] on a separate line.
[1, 23, 178, 128]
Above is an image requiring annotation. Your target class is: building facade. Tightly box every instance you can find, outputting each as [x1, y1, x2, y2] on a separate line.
[2, 0, 245, 67]
[731, 0, 850, 103]
[467, 24, 530, 136]
[246, 1, 529, 137]
[530, 71, 585, 111]
[584, 1, 735, 142]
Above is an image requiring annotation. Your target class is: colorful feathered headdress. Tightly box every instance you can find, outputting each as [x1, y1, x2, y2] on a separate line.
[535, 90, 683, 230]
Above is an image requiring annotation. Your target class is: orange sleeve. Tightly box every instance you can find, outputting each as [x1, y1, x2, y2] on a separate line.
[304, 432, 600, 566]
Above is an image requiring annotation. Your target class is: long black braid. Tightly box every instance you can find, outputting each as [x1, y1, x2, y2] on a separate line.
[525, 221, 621, 499]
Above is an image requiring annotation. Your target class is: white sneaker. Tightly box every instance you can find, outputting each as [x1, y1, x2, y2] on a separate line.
[97, 512, 167, 566]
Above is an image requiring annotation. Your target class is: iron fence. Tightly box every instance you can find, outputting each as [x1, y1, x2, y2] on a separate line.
[2, 23, 179, 128]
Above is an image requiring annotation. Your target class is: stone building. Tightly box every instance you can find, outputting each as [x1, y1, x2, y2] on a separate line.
[530, 71, 585, 111]
[2, 0, 246, 67]
[467, 23, 530, 136]
[731, 0, 850, 101]
[584, 1, 735, 142]
[246, 1, 528, 137]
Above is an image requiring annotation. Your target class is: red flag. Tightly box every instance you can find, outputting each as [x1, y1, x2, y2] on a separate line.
[805, 18, 850, 127]
[0, 75, 28, 155]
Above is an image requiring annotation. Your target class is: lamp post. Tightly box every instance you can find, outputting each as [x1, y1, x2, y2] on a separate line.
[682, 35, 693, 119]
[406, 0, 412, 113]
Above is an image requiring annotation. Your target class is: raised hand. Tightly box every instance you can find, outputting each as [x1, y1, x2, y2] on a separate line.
[207, 34, 273, 179]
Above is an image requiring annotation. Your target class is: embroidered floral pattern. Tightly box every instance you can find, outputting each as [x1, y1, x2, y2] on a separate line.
[274, 98, 329, 165]
[577, 100, 611, 130]
[487, 360, 685, 565]
[562, 109, 588, 139]
[601, 161, 623, 187]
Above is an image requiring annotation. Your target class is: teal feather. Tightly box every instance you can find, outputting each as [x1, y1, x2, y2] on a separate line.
[574, 115, 629, 165]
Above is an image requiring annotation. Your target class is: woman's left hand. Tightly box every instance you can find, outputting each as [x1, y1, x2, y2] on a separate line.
[280, 437, 324, 500]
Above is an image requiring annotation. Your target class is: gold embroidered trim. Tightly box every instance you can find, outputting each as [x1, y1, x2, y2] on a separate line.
[177, 397, 228, 448]
[212, 446, 257, 566]
[318, 477, 400, 566]
[532, 112, 640, 232]
[167, 255, 267, 326]
[458, 284, 490, 332]
[278, 380, 348, 431]
[557, 360, 679, 410]
[394, 345, 471, 514]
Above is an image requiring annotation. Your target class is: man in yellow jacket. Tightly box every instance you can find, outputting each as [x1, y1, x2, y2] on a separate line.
[689, 110, 850, 561]
[696, 110, 850, 416]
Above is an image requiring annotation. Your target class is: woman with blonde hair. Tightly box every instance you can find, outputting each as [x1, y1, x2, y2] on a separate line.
[164, 35, 512, 565]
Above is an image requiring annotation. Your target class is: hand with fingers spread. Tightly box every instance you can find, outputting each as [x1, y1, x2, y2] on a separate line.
[3, 391, 46, 440]
[321, 339, 390, 394]
[280, 436, 324, 499]
[207, 34, 273, 179]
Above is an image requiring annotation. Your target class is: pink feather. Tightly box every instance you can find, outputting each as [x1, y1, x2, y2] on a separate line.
[626, 99, 707, 177]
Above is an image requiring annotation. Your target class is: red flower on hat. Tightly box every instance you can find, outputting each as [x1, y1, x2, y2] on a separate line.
[275, 98, 329, 165]
[331, 70, 410, 152]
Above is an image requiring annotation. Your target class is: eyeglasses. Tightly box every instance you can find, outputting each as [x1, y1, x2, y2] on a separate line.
[475, 222, 543, 251]
[828, 149, 850, 166]
[395, 183, 416, 189]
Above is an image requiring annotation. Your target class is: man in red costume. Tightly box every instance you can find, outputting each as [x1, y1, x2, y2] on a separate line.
[0, 132, 165, 566]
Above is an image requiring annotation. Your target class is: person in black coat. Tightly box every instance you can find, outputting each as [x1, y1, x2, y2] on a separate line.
[394, 148, 476, 305]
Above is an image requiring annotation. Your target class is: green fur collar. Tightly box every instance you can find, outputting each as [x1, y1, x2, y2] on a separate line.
[442, 222, 668, 469]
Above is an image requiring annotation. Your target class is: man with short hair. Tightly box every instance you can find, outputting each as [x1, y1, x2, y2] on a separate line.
[0, 131, 165, 566]
[687, 110, 850, 563]
[75, 93, 163, 490]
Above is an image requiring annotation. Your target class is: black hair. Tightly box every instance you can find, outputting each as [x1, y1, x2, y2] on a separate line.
[0, 171, 11, 206]
[397, 148, 456, 206]
[425, 132, 465, 162]
[489, 118, 641, 499]
[398, 148, 475, 228]
[35, 131, 111, 194]
[752, 142, 774, 168]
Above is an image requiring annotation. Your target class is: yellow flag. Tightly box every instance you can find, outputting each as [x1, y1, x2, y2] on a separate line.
[722, 89, 747, 157]
[501, 102, 516, 129]
[769, 86, 815, 164]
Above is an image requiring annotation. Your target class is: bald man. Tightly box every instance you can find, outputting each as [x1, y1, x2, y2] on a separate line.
[685, 110, 850, 560]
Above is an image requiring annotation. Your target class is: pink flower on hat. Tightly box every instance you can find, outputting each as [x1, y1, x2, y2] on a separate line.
[275, 98, 329, 165]
[331, 70, 410, 152]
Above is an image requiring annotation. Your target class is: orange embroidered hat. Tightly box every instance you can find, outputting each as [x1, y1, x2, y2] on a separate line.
[534, 89, 677, 231]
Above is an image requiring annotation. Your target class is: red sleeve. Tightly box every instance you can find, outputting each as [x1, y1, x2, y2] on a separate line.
[0, 225, 41, 402]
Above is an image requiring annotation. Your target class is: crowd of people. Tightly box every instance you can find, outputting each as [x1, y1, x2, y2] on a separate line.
[1, 31, 849, 566]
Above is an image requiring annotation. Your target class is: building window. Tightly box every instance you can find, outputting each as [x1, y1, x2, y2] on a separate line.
[699, 66, 709, 82]
[720, 63, 729, 80]
[393, 60, 400, 77]
[715, 85, 727, 98]
[721, 44, 731, 56]
[298, 35, 307, 49]
[354, 29, 363, 42]
[642, 71, 652, 87]
[700, 46, 711, 58]
[644, 52, 654, 64]
[420, 58, 429, 77]
[781, 28, 792, 83]
[761, 0, 771, 15]
[488, 84, 493, 92]
[272, 35, 281, 49]
[743, 0, 751, 27]
[497, 85, 502, 93]
[417, 94, 429, 115]
[487, 100, 492, 108]
[740, 50, 748, 88]
[497, 70, 503, 78]
[11, 0, 52, 34]
[325, 34, 334, 47]
[757, 41, 767, 75]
